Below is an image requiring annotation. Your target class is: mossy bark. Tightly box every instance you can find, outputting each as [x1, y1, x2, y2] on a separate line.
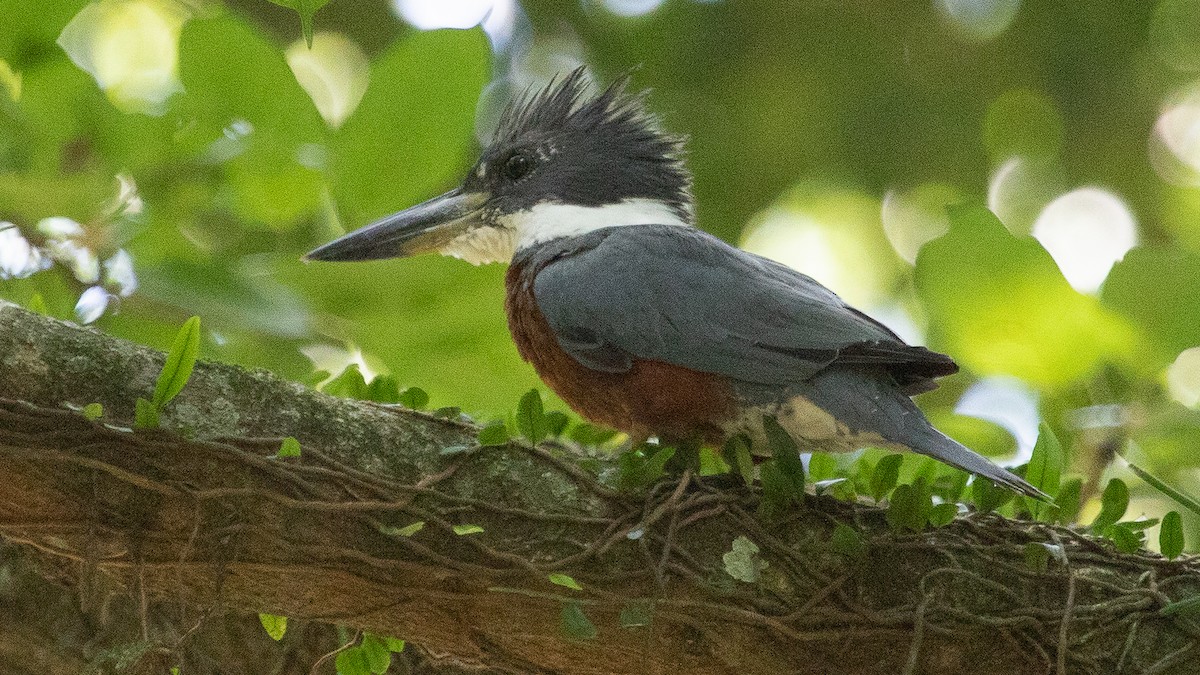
[0, 300, 1197, 675]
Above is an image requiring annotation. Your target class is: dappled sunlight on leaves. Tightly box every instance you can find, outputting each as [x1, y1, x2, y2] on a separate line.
[285, 32, 369, 129]
[57, 0, 189, 115]
[916, 204, 1136, 388]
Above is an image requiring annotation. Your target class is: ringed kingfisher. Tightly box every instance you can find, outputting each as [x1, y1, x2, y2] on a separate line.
[306, 68, 1044, 499]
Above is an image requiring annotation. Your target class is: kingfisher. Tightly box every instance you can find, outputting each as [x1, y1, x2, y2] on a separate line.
[306, 68, 1043, 498]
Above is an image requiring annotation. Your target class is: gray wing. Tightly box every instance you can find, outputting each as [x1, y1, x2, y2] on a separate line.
[532, 225, 955, 387]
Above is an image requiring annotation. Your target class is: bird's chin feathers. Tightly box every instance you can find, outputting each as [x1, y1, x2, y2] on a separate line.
[440, 226, 517, 265]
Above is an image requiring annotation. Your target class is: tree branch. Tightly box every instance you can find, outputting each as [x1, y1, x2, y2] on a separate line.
[1, 300, 1198, 674]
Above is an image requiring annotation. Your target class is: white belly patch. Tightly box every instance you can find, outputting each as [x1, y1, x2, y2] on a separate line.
[725, 395, 897, 455]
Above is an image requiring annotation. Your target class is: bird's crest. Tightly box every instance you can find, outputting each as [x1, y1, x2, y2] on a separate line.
[492, 67, 692, 216]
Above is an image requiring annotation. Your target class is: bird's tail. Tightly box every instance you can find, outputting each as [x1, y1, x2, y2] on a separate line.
[904, 424, 1048, 500]
[796, 368, 1049, 500]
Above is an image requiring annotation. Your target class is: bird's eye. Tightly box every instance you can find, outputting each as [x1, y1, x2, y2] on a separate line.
[502, 153, 533, 180]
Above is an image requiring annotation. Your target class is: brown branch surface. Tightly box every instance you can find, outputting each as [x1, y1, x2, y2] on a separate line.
[1, 299, 1199, 675]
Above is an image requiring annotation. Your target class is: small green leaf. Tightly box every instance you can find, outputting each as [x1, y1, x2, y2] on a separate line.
[516, 389, 548, 444]
[971, 475, 1014, 513]
[830, 522, 864, 557]
[277, 436, 301, 458]
[258, 613, 288, 641]
[887, 483, 930, 532]
[698, 447, 731, 476]
[934, 469, 970, 504]
[380, 521, 424, 537]
[569, 423, 619, 446]
[1161, 595, 1200, 617]
[548, 573, 583, 591]
[302, 369, 331, 387]
[619, 600, 652, 628]
[723, 535, 768, 583]
[871, 454, 904, 502]
[928, 502, 959, 527]
[170, 667, 180, 675]
[477, 420, 509, 447]
[432, 406, 462, 419]
[359, 634, 391, 674]
[1161, 511, 1185, 560]
[134, 397, 159, 429]
[1121, 518, 1160, 532]
[618, 445, 676, 490]
[152, 316, 201, 409]
[382, 637, 406, 652]
[265, 0, 332, 47]
[27, 292, 47, 315]
[398, 386, 429, 410]
[723, 434, 755, 485]
[81, 402, 103, 421]
[1024, 542, 1051, 572]
[335, 646, 372, 675]
[764, 417, 805, 493]
[1053, 478, 1083, 524]
[544, 411, 570, 437]
[1126, 460, 1200, 518]
[1106, 522, 1143, 554]
[453, 524, 484, 535]
[807, 452, 836, 482]
[322, 364, 368, 399]
[560, 601, 597, 640]
[364, 375, 400, 403]
[1025, 423, 1062, 520]
[1092, 478, 1130, 532]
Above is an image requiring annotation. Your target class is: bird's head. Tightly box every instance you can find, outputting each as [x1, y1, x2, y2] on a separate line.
[305, 67, 693, 265]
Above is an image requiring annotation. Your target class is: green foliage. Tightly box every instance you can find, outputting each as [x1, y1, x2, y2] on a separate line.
[722, 535, 767, 583]
[334, 633, 398, 675]
[1053, 478, 1084, 525]
[1160, 511, 1185, 560]
[398, 386, 429, 410]
[277, 436, 301, 458]
[1025, 423, 1062, 520]
[81, 402, 103, 421]
[263, 0, 331, 47]
[886, 479, 934, 532]
[722, 435, 755, 485]
[258, 613, 288, 641]
[807, 452, 836, 482]
[560, 602, 597, 640]
[548, 573, 583, 591]
[476, 421, 509, 447]
[1102, 248, 1200, 367]
[915, 204, 1132, 387]
[1092, 479, 1130, 532]
[516, 389, 548, 445]
[452, 524, 484, 536]
[363, 375, 399, 403]
[870, 454, 903, 502]
[618, 444, 676, 490]
[379, 521, 424, 537]
[145, 315, 202, 423]
[321, 364, 367, 398]
[698, 447, 731, 476]
[1024, 542, 1051, 572]
[971, 476, 1015, 514]
[928, 502, 959, 527]
[131, 316, 202, 429]
[830, 523, 865, 558]
[1126, 460, 1200, 518]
